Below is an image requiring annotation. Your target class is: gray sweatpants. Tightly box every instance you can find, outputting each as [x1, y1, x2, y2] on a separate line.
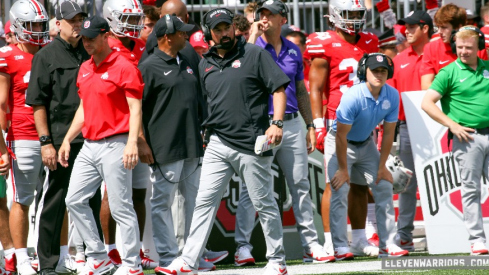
[235, 117, 320, 252]
[181, 135, 285, 269]
[325, 132, 397, 249]
[150, 158, 200, 266]
[65, 135, 141, 267]
[453, 132, 489, 244]
[397, 123, 418, 242]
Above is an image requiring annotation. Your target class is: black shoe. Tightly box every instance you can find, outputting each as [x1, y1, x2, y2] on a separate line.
[39, 268, 57, 275]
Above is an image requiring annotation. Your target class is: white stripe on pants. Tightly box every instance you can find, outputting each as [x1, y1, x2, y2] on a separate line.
[235, 117, 320, 252]
[181, 135, 285, 269]
[65, 135, 141, 267]
[150, 158, 200, 265]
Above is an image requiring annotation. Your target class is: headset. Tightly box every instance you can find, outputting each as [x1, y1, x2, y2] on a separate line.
[357, 53, 394, 81]
[255, 0, 289, 22]
[164, 14, 174, 34]
[201, 8, 235, 42]
[450, 26, 485, 54]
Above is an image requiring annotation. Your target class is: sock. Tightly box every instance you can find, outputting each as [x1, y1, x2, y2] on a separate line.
[75, 251, 85, 260]
[60, 245, 69, 256]
[108, 244, 117, 252]
[351, 229, 367, 246]
[75, 244, 84, 254]
[365, 203, 378, 239]
[15, 248, 29, 263]
[4, 247, 15, 259]
[324, 232, 332, 245]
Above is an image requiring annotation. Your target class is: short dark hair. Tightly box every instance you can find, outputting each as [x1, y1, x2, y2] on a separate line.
[286, 31, 306, 46]
[143, 5, 160, 22]
[233, 14, 251, 32]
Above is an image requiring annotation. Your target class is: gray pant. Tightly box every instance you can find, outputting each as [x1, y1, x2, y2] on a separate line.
[235, 117, 320, 252]
[325, 132, 397, 249]
[397, 123, 418, 242]
[65, 135, 140, 267]
[453, 132, 489, 243]
[150, 158, 200, 266]
[181, 135, 285, 268]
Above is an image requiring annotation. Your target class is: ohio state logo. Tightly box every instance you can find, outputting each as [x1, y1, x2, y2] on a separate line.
[232, 60, 241, 68]
[422, 129, 489, 221]
[84, 21, 90, 28]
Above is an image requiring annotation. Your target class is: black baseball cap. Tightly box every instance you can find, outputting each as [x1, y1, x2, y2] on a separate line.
[365, 54, 392, 71]
[56, 1, 88, 20]
[205, 9, 233, 29]
[398, 10, 433, 28]
[154, 14, 194, 37]
[80, 16, 110, 38]
[257, 0, 289, 17]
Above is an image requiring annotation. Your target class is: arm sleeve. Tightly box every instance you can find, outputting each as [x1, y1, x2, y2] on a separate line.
[428, 68, 450, 96]
[137, 63, 153, 103]
[121, 64, 144, 99]
[257, 49, 290, 94]
[336, 93, 358, 125]
[25, 54, 52, 106]
[420, 44, 436, 76]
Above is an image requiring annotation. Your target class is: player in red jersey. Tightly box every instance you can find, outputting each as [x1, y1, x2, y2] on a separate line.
[0, 1, 49, 275]
[420, 3, 488, 90]
[306, 0, 379, 260]
[102, 0, 157, 269]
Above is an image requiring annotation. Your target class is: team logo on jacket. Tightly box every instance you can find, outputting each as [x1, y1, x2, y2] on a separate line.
[288, 49, 297, 56]
[232, 60, 241, 68]
[484, 70, 489, 79]
[186, 66, 194, 74]
[101, 72, 109, 80]
[382, 99, 390, 110]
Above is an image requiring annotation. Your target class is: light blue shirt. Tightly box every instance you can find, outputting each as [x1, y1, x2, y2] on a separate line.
[332, 82, 399, 142]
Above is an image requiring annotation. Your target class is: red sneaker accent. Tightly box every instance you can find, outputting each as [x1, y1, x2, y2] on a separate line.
[4, 254, 16, 272]
[335, 252, 354, 261]
[368, 233, 379, 247]
[108, 249, 122, 266]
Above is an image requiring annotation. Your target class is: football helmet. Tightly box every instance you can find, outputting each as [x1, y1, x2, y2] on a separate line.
[9, 0, 49, 45]
[328, 0, 366, 35]
[103, 0, 145, 38]
[386, 154, 413, 194]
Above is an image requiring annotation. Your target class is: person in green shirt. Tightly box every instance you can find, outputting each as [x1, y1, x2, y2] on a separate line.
[422, 26, 489, 256]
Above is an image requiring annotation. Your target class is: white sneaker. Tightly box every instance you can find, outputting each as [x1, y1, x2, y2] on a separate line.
[234, 246, 255, 266]
[56, 254, 76, 274]
[303, 245, 335, 263]
[395, 233, 415, 252]
[379, 244, 409, 258]
[334, 247, 354, 261]
[203, 250, 228, 264]
[350, 240, 379, 257]
[113, 266, 143, 275]
[17, 258, 37, 275]
[79, 257, 116, 275]
[31, 259, 39, 271]
[154, 257, 197, 275]
[471, 242, 489, 255]
[198, 257, 215, 272]
[262, 262, 287, 275]
[75, 253, 86, 274]
[323, 242, 334, 256]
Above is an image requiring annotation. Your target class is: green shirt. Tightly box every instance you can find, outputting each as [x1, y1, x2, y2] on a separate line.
[430, 58, 489, 128]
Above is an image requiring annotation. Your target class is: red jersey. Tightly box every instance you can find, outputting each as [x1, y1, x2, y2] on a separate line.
[305, 30, 379, 119]
[77, 51, 144, 140]
[480, 25, 489, 48]
[108, 37, 146, 66]
[421, 38, 488, 76]
[0, 45, 38, 141]
[387, 46, 423, 121]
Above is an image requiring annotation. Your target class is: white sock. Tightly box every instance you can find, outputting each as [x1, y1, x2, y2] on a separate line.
[15, 248, 29, 263]
[60, 245, 69, 256]
[324, 232, 332, 246]
[351, 229, 367, 245]
[4, 247, 15, 259]
[365, 203, 378, 239]
[108, 244, 117, 252]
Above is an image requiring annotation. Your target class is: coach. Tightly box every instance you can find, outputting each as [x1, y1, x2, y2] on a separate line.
[422, 26, 489, 256]
[137, 14, 204, 270]
[160, 7, 290, 275]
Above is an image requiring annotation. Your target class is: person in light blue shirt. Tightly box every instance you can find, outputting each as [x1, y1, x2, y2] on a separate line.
[325, 53, 409, 258]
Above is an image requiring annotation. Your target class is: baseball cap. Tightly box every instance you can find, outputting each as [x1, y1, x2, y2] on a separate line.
[80, 16, 110, 38]
[257, 0, 289, 17]
[205, 9, 234, 30]
[397, 10, 433, 28]
[365, 54, 392, 71]
[378, 29, 397, 47]
[189, 31, 208, 49]
[154, 15, 194, 37]
[281, 24, 300, 37]
[56, 1, 88, 20]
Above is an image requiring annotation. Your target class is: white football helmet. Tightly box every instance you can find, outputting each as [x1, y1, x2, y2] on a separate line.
[9, 0, 49, 45]
[386, 154, 413, 194]
[103, 0, 145, 38]
[328, 0, 366, 35]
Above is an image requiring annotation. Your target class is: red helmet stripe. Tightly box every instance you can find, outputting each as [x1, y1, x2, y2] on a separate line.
[29, 0, 43, 15]
[132, 0, 141, 9]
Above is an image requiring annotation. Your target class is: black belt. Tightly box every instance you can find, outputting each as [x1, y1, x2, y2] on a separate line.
[475, 127, 489, 135]
[329, 129, 371, 146]
[269, 112, 298, 121]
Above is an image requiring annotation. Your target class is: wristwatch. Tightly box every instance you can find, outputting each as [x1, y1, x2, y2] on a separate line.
[271, 120, 283, 129]
[306, 123, 316, 129]
[39, 135, 52, 146]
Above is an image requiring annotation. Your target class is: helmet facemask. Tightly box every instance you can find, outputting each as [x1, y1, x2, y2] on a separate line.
[329, 7, 366, 35]
[108, 10, 145, 38]
[15, 18, 49, 45]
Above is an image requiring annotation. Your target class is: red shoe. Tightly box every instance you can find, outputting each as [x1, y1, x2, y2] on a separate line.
[334, 247, 354, 261]
[139, 250, 157, 269]
[367, 233, 379, 247]
[107, 249, 122, 267]
[379, 245, 409, 258]
[4, 253, 16, 273]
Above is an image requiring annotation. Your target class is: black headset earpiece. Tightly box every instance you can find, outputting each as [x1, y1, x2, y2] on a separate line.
[165, 14, 174, 34]
[357, 53, 369, 82]
[201, 8, 235, 42]
[357, 53, 394, 81]
[451, 26, 485, 54]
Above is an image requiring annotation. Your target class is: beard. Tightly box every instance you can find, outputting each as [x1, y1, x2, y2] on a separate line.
[218, 36, 235, 50]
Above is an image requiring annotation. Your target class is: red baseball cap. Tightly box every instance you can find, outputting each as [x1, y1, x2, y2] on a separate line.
[4, 20, 11, 36]
[189, 31, 208, 49]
